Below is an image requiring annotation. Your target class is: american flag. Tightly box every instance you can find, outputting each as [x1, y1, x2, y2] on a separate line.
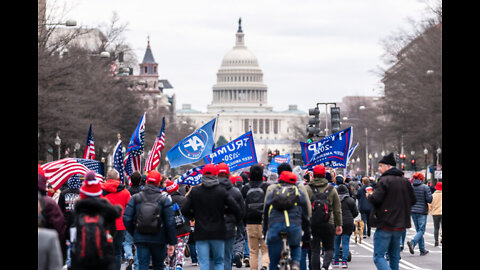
[41, 158, 103, 191]
[144, 117, 166, 173]
[112, 140, 125, 184]
[175, 165, 205, 186]
[83, 124, 95, 160]
[124, 113, 146, 176]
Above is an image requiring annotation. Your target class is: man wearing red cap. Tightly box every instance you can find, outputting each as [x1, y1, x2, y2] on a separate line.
[181, 163, 242, 270]
[263, 171, 310, 270]
[305, 164, 342, 270]
[123, 170, 178, 270]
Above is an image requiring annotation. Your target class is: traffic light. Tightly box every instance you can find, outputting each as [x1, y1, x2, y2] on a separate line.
[293, 152, 303, 166]
[411, 159, 416, 171]
[268, 150, 273, 162]
[306, 107, 320, 138]
[399, 154, 406, 170]
[330, 106, 341, 133]
[275, 149, 280, 156]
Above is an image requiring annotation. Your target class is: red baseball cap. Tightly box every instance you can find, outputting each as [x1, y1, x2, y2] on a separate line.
[279, 171, 297, 184]
[202, 164, 218, 176]
[313, 165, 326, 177]
[146, 170, 162, 185]
[217, 163, 230, 175]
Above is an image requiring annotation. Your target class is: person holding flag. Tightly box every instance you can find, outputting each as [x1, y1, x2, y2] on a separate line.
[83, 124, 95, 160]
[145, 116, 166, 173]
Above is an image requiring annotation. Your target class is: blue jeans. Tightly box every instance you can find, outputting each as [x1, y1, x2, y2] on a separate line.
[114, 230, 126, 270]
[136, 243, 167, 270]
[360, 210, 371, 236]
[224, 237, 235, 270]
[189, 243, 198, 263]
[266, 222, 302, 270]
[333, 234, 351, 262]
[244, 233, 249, 258]
[373, 229, 403, 270]
[196, 240, 225, 270]
[411, 213, 427, 252]
[123, 231, 139, 269]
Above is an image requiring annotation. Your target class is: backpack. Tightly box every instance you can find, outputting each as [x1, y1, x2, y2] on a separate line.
[71, 213, 114, 268]
[135, 192, 166, 234]
[270, 184, 300, 211]
[172, 202, 186, 228]
[310, 184, 334, 230]
[245, 185, 266, 220]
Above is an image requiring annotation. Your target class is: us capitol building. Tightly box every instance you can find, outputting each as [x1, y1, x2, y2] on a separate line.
[177, 19, 307, 163]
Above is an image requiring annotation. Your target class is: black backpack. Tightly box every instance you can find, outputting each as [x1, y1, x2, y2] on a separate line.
[245, 185, 266, 219]
[310, 184, 334, 230]
[135, 192, 166, 234]
[270, 184, 300, 211]
[71, 213, 114, 268]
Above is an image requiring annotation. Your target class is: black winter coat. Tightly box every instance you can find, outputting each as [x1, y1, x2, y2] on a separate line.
[181, 175, 242, 241]
[218, 176, 246, 238]
[367, 167, 416, 230]
[241, 180, 270, 224]
[170, 191, 192, 236]
[411, 179, 433, 215]
[338, 191, 359, 235]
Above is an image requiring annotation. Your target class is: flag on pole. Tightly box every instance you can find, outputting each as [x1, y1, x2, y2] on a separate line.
[41, 158, 103, 191]
[83, 124, 95, 160]
[145, 117, 166, 173]
[113, 140, 125, 184]
[167, 118, 216, 168]
[124, 113, 146, 176]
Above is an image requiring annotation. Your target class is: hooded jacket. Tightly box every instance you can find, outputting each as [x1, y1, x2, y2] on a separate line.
[218, 176, 246, 238]
[305, 177, 342, 226]
[181, 175, 242, 241]
[73, 196, 122, 236]
[411, 179, 433, 215]
[337, 185, 358, 235]
[367, 167, 416, 230]
[102, 179, 132, 231]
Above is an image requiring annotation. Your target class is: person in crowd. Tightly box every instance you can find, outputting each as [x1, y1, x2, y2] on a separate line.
[367, 153, 416, 270]
[332, 184, 358, 268]
[305, 165, 342, 270]
[102, 169, 132, 270]
[71, 170, 122, 270]
[165, 179, 192, 270]
[123, 170, 177, 270]
[429, 181, 442, 246]
[263, 171, 310, 270]
[356, 177, 373, 239]
[123, 171, 143, 270]
[241, 164, 270, 270]
[38, 194, 64, 270]
[38, 165, 67, 264]
[181, 164, 242, 270]
[58, 175, 82, 269]
[406, 172, 432, 256]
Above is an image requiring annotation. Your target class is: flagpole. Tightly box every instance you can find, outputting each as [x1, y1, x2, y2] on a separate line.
[213, 114, 219, 147]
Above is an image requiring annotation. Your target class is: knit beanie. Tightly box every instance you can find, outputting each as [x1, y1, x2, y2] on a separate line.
[379, 152, 396, 166]
[79, 170, 103, 199]
[279, 171, 297, 185]
[277, 163, 292, 176]
[249, 164, 264, 181]
[165, 180, 179, 193]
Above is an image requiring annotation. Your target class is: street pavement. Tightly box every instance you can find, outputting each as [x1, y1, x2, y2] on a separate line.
[114, 216, 441, 270]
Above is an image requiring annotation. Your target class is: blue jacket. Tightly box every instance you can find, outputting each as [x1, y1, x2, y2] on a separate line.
[123, 184, 177, 245]
[411, 179, 433, 215]
[356, 185, 373, 212]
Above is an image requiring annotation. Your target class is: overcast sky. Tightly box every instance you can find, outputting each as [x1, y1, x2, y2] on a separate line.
[53, 0, 431, 113]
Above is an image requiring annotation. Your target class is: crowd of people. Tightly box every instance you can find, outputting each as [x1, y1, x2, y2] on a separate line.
[38, 152, 442, 270]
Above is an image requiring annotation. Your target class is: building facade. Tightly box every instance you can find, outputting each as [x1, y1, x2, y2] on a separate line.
[177, 19, 307, 164]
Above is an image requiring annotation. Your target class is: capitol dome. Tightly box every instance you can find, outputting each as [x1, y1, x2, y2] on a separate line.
[208, 18, 271, 113]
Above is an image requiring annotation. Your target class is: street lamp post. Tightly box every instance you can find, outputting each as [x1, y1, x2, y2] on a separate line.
[54, 133, 61, 160]
[424, 147, 429, 179]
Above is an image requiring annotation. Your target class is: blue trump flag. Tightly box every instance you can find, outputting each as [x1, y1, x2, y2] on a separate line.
[167, 118, 216, 168]
[267, 154, 291, 173]
[300, 126, 353, 169]
[203, 131, 257, 172]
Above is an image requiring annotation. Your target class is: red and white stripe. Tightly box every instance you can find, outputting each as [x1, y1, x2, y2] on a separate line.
[83, 142, 95, 160]
[41, 158, 103, 191]
[144, 132, 165, 172]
